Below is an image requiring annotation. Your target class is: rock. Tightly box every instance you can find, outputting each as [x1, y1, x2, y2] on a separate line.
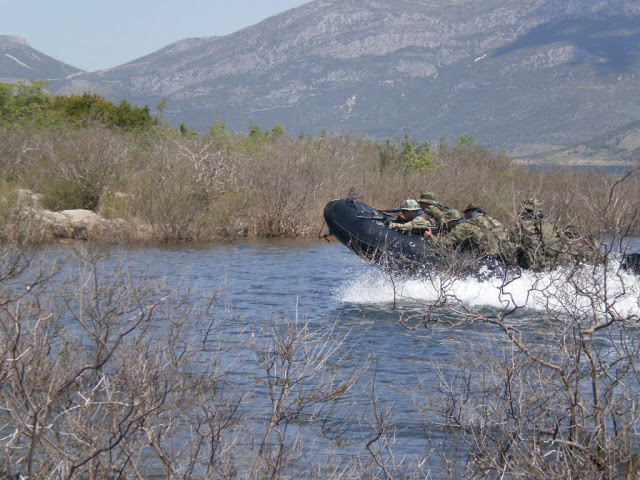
[36, 208, 126, 240]
[61, 209, 105, 239]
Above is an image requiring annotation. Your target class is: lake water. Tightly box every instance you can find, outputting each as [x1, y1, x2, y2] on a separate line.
[12, 239, 640, 477]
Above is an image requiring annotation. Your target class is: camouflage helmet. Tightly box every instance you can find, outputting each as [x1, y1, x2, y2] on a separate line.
[443, 209, 461, 223]
[418, 192, 437, 204]
[400, 199, 420, 211]
[463, 202, 482, 213]
[521, 198, 540, 211]
[564, 224, 580, 237]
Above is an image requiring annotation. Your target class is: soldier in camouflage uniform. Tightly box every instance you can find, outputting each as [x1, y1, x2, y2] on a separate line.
[558, 224, 602, 265]
[509, 199, 567, 270]
[389, 199, 432, 235]
[418, 192, 454, 232]
[425, 202, 507, 257]
[440, 209, 463, 235]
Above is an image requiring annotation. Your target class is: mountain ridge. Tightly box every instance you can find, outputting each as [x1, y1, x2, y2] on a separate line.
[3, 0, 640, 158]
[0, 35, 84, 82]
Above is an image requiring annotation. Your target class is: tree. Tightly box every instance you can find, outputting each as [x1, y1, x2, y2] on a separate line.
[179, 121, 198, 137]
[401, 134, 436, 172]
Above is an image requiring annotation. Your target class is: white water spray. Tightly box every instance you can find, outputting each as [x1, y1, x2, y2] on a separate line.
[339, 260, 640, 318]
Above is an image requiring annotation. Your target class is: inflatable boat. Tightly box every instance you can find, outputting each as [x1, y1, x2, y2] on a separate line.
[323, 197, 441, 271]
[323, 196, 501, 275]
[323, 196, 640, 277]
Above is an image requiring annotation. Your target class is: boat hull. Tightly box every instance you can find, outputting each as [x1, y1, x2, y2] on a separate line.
[323, 198, 445, 271]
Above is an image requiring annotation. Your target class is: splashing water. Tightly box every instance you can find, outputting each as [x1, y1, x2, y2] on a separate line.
[338, 259, 640, 318]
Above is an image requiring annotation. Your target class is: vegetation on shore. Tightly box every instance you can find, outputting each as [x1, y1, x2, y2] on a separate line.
[2, 81, 639, 244]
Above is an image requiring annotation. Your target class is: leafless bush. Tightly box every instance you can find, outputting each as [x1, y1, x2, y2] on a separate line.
[17, 125, 131, 211]
[1, 124, 639, 244]
[390, 247, 640, 478]
[0, 249, 221, 477]
[125, 134, 233, 241]
[246, 312, 364, 478]
[0, 242, 373, 479]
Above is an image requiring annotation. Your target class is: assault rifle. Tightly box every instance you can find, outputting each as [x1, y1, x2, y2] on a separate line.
[411, 224, 440, 237]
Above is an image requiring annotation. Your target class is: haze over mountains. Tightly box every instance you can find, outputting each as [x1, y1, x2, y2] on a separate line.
[2, 0, 640, 160]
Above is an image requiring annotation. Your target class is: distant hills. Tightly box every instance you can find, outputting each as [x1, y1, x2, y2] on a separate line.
[0, 35, 83, 82]
[2, 0, 640, 163]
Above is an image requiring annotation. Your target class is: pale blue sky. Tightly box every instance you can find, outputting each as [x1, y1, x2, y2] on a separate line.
[1, 0, 312, 71]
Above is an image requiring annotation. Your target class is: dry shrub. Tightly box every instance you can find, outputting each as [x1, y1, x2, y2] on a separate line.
[19, 125, 130, 211]
[512, 165, 640, 239]
[120, 133, 234, 241]
[1, 122, 639, 244]
[424, 142, 516, 220]
[0, 246, 364, 478]
[0, 187, 52, 244]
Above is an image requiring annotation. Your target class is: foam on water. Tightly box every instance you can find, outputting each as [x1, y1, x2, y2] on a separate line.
[338, 260, 640, 317]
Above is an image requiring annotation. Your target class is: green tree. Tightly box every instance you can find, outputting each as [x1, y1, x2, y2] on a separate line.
[270, 123, 286, 139]
[208, 117, 236, 150]
[179, 121, 198, 137]
[456, 135, 474, 147]
[0, 81, 51, 125]
[377, 139, 399, 172]
[400, 134, 436, 172]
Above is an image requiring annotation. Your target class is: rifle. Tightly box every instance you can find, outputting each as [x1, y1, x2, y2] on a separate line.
[377, 208, 400, 223]
[410, 224, 440, 237]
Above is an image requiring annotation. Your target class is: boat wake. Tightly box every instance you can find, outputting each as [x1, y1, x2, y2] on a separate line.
[337, 258, 640, 317]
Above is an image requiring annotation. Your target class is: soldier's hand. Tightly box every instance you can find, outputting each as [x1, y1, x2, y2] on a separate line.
[423, 227, 433, 237]
[389, 222, 400, 229]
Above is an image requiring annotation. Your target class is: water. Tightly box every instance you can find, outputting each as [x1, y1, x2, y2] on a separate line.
[7, 239, 640, 478]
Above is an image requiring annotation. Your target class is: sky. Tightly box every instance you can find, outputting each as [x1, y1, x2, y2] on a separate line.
[1, 0, 312, 72]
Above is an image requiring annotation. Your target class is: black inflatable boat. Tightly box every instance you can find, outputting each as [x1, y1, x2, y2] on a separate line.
[323, 196, 640, 276]
[323, 197, 442, 271]
[322, 196, 502, 276]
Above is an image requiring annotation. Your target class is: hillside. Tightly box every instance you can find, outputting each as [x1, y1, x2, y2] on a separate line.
[513, 120, 640, 166]
[0, 35, 83, 82]
[3, 0, 640, 157]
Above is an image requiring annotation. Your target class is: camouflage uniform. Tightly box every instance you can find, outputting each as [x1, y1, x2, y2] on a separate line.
[389, 199, 432, 234]
[509, 199, 567, 270]
[390, 213, 431, 233]
[557, 224, 602, 265]
[418, 192, 454, 230]
[430, 203, 507, 257]
[440, 209, 463, 234]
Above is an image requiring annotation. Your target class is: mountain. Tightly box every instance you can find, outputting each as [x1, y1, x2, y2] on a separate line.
[0, 35, 83, 82]
[514, 120, 640, 165]
[5, 0, 640, 155]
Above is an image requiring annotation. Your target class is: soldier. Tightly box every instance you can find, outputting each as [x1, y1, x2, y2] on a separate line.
[418, 192, 454, 232]
[440, 209, 463, 235]
[389, 199, 432, 235]
[559, 224, 602, 265]
[509, 199, 566, 270]
[425, 202, 507, 258]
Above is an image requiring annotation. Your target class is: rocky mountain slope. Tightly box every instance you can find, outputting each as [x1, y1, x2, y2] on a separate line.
[4, 0, 640, 154]
[0, 35, 83, 82]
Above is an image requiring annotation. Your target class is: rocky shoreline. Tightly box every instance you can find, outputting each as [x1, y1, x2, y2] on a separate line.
[10, 190, 130, 242]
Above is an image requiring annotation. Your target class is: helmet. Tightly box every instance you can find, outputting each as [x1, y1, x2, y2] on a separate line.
[564, 224, 580, 236]
[521, 198, 540, 211]
[463, 202, 482, 213]
[443, 209, 461, 223]
[418, 192, 437, 204]
[400, 199, 420, 211]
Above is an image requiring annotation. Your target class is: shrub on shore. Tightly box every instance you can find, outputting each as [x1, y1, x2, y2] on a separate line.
[1, 81, 639, 244]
